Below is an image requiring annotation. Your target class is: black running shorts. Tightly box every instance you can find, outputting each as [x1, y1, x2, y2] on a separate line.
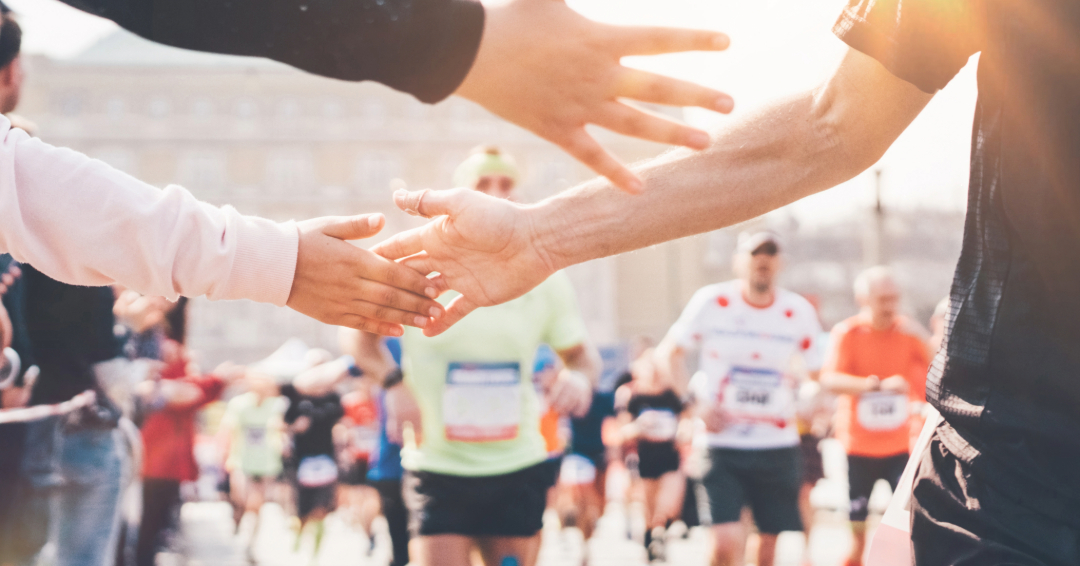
[701, 447, 802, 534]
[403, 459, 559, 538]
[847, 452, 907, 522]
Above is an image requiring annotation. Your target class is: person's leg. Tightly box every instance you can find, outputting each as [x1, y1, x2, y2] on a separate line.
[845, 455, 878, 566]
[701, 449, 748, 566]
[476, 536, 542, 566]
[55, 429, 126, 566]
[412, 535, 475, 566]
[709, 522, 747, 566]
[642, 478, 659, 552]
[135, 479, 180, 566]
[744, 448, 803, 566]
[374, 480, 411, 566]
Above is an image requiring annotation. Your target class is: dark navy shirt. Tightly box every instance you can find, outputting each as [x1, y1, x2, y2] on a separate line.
[836, 0, 1080, 516]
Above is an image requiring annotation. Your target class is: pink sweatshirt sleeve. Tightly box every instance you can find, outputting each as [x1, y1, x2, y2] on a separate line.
[0, 117, 298, 306]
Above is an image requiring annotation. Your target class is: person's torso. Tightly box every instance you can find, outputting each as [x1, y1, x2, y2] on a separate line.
[936, 0, 1080, 499]
[691, 282, 816, 449]
[342, 392, 379, 462]
[628, 389, 683, 445]
[400, 276, 577, 476]
[832, 316, 925, 457]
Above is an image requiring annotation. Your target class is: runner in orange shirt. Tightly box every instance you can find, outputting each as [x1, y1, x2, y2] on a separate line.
[821, 267, 930, 566]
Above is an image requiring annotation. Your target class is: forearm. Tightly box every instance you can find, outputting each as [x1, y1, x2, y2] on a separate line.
[656, 340, 688, 392]
[59, 0, 483, 103]
[532, 50, 930, 268]
[820, 371, 873, 395]
[0, 120, 297, 305]
[535, 92, 853, 267]
[560, 342, 602, 385]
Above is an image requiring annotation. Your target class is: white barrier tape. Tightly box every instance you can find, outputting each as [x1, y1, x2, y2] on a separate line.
[0, 390, 97, 424]
[865, 407, 943, 566]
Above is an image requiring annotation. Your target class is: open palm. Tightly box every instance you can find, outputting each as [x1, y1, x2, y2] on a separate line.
[372, 188, 556, 336]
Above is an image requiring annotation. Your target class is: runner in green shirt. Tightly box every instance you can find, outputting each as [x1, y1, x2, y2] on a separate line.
[393, 147, 602, 566]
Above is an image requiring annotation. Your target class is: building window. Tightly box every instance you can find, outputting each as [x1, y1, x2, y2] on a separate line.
[191, 97, 215, 117]
[105, 98, 125, 119]
[361, 100, 386, 127]
[148, 97, 171, 118]
[277, 98, 301, 119]
[321, 99, 343, 119]
[57, 93, 83, 117]
[267, 151, 314, 192]
[178, 152, 227, 196]
[235, 99, 258, 119]
[355, 152, 403, 197]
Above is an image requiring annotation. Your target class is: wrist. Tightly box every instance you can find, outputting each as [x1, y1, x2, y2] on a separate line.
[528, 181, 610, 272]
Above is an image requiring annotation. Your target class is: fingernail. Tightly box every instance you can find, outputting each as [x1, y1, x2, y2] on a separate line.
[716, 96, 734, 113]
[429, 306, 443, 318]
[425, 287, 438, 299]
[414, 316, 429, 328]
[687, 131, 711, 149]
[626, 178, 644, 193]
[367, 215, 381, 228]
[713, 34, 730, 49]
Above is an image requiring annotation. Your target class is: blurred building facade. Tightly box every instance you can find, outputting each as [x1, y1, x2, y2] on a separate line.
[20, 31, 966, 365]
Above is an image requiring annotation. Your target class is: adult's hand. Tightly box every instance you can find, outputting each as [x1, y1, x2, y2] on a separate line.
[455, 0, 732, 193]
[547, 370, 593, 418]
[372, 189, 555, 336]
[287, 213, 444, 336]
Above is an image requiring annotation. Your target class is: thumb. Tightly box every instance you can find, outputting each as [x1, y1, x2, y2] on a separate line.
[394, 188, 468, 219]
[319, 213, 385, 241]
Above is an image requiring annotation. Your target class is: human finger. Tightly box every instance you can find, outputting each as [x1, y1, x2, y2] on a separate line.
[356, 277, 443, 318]
[339, 313, 406, 337]
[598, 102, 712, 150]
[1, 273, 13, 287]
[398, 252, 437, 277]
[355, 248, 440, 300]
[318, 214, 385, 241]
[393, 188, 469, 219]
[348, 296, 436, 330]
[561, 129, 643, 194]
[611, 25, 729, 56]
[616, 68, 734, 114]
[371, 227, 426, 262]
[423, 294, 479, 337]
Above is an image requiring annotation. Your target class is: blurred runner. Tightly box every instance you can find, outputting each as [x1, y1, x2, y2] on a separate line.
[397, 147, 602, 566]
[280, 373, 345, 564]
[658, 231, 823, 566]
[219, 371, 287, 561]
[614, 350, 686, 563]
[337, 377, 382, 555]
[130, 297, 234, 566]
[555, 381, 617, 565]
[820, 267, 931, 566]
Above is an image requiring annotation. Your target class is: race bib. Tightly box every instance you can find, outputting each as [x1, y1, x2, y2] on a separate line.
[297, 454, 338, 488]
[443, 362, 522, 442]
[722, 367, 791, 425]
[856, 392, 909, 431]
[637, 409, 679, 442]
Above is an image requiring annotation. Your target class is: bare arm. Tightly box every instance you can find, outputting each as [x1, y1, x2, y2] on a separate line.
[534, 48, 933, 265]
[375, 48, 935, 334]
[820, 371, 878, 395]
[546, 341, 602, 418]
[655, 339, 688, 393]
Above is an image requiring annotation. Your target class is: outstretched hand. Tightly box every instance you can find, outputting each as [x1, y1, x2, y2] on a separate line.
[371, 189, 556, 336]
[287, 213, 444, 336]
[456, 0, 732, 193]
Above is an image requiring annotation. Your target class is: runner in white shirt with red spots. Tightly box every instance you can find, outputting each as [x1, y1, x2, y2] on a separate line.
[658, 231, 822, 566]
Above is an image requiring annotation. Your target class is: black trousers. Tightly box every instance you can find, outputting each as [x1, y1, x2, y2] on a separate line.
[911, 430, 1080, 566]
[135, 478, 181, 566]
[372, 479, 410, 566]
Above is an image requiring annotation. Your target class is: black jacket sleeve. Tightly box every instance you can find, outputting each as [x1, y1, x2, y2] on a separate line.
[57, 0, 484, 103]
